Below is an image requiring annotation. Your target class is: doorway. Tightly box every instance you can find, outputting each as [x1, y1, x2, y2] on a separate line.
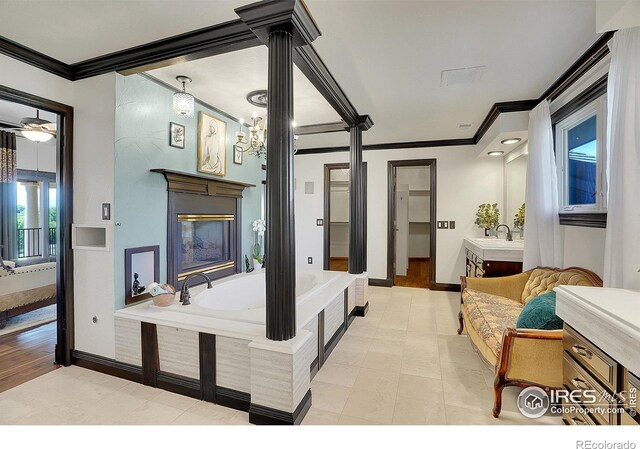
[388, 159, 436, 288]
[323, 162, 367, 271]
[0, 86, 74, 385]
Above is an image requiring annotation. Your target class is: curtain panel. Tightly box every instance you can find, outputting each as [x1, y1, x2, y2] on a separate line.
[604, 27, 640, 289]
[0, 131, 18, 261]
[523, 101, 563, 270]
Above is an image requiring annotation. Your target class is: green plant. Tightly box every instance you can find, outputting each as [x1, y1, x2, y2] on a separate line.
[474, 203, 500, 229]
[513, 203, 525, 229]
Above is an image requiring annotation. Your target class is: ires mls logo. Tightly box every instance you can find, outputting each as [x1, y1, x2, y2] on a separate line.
[518, 387, 551, 418]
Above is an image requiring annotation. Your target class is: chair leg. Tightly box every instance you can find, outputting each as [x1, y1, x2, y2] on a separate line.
[457, 311, 464, 335]
[493, 376, 505, 418]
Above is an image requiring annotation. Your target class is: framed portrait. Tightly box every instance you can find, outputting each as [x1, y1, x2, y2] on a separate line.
[124, 245, 160, 305]
[233, 144, 243, 165]
[169, 122, 185, 149]
[197, 112, 227, 176]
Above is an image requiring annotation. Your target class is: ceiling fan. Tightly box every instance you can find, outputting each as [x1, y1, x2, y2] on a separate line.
[0, 109, 56, 142]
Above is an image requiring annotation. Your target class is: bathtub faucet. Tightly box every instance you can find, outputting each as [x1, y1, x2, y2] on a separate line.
[180, 273, 212, 306]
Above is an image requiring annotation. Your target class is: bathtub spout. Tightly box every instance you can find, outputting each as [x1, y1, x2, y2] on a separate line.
[180, 273, 212, 306]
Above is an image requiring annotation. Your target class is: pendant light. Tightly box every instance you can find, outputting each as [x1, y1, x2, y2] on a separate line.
[173, 76, 195, 117]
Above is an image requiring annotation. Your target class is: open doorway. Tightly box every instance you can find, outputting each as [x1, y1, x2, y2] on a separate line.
[323, 162, 367, 272]
[388, 159, 436, 288]
[0, 88, 74, 391]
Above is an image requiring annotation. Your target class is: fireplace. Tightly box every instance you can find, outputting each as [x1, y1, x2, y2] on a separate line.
[152, 169, 254, 289]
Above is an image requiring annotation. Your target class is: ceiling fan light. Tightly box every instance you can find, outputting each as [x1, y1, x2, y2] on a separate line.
[22, 130, 54, 142]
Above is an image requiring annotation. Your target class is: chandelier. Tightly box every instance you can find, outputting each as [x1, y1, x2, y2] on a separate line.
[235, 111, 267, 157]
[173, 76, 195, 117]
[234, 90, 299, 158]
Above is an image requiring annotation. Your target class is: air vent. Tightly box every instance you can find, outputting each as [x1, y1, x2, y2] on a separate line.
[458, 123, 473, 130]
[441, 66, 486, 87]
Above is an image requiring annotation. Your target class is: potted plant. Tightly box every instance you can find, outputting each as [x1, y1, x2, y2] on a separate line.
[513, 203, 525, 237]
[474, 203, 500, 236]
[251, 218, 266, 269]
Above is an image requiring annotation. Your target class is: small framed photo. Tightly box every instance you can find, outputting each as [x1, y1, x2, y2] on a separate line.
[233, 144, 243, 165]
[169, 122, 185, 149]
[125, 245, 160, 305]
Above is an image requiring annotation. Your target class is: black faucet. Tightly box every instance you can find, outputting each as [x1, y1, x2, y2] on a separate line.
[495, 224, 513, 241]
[180, 273, 212, 306]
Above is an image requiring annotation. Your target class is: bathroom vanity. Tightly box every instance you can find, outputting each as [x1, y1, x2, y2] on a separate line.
[464, 237, 524, 277]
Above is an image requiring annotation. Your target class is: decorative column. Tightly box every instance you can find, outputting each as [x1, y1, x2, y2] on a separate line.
[348, 116, 373, 316]
[265, 28, 296, 341]
[236, 0, 321, 425]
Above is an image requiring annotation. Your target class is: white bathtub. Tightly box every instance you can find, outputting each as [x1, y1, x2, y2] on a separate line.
[155, 269, 352, 329]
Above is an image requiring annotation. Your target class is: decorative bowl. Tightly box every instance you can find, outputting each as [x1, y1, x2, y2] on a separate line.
[152, 284, 176, 307]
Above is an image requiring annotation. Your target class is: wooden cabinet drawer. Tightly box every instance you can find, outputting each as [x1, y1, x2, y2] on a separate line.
[563, 353, 617, 425]
[562, 397, 597, 425]
[564, 325, 617, 391]
[621, 369, 640, 417]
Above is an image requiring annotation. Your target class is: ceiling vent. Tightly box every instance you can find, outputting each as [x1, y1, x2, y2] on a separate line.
[440, 66, 486, 87]
[457, 123, 473, 130]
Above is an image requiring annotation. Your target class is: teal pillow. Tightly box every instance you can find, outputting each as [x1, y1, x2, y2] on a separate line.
[516, 291, 564, 330]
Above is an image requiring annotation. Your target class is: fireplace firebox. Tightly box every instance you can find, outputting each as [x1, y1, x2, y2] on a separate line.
[152, 169, 254, 289]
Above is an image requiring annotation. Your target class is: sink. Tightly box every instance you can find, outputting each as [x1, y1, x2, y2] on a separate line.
[464, 237, 524, 263]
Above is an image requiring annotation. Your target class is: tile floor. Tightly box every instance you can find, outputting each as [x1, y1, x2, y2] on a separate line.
[0, 286, 561, 425]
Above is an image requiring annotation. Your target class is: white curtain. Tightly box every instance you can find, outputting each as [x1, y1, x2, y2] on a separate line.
[603, 27, 640, 289]
[523, 101, 563, 270]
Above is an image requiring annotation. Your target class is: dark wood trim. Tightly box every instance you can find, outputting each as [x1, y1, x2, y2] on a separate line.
[0, 85, 75, 367]
[388, 159, 437, 288]
[551, 75, 608, 125]
[124, 245, 160, 305]
[216, 386, 251, 412]
[349, 125, 365, 274]
[430, 282, 462, 292]
[541, 31, 615, 103]
[368, 278, 393, 287]
[295, 121, 348, 135]
[493, 327, 563, 417]
[249, 389, 312, 425]
[324, 323, 346, 360]
[473, 100, 539, 144]
[156, 371, 201, 399]
[151, 168, 255, 197]
[296, 138, 474, 154]
[71, 349, 142, 383]
[343, 288, 349, 331]
[199, 333, 216, 403]
[317, 310, 325, 369]
[141, 322, 159, 387]
[0, 36, 73, 80]
[293, 44, 362, 127]
[559, 213, 607, 229]
[354, 303, 369, 317]
[310, 357, 319, 379]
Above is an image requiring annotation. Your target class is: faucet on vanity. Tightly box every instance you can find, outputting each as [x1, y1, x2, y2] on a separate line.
[179, 273, 212, 306]
[494, 224, 513, 241]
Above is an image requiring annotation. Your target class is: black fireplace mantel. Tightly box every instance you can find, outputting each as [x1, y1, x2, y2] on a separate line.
[151, 169, 255, 198]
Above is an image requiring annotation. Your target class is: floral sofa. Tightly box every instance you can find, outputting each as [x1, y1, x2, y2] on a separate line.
[457, 266, 602, 417]
[0, 261, 56, 329]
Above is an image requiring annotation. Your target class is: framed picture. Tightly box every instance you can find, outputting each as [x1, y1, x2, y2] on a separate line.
[124, 245, 160, 305]
[197, 112, 227, 176]
[233, 144, 243, 165]
[169, 122, 185, 149]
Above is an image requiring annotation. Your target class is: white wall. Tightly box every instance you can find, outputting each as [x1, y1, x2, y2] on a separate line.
[1, 55, 117, 358]
[295, 146, 504, 284]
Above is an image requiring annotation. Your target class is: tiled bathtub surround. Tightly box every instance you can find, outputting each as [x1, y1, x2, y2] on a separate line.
[355, 273, 369, 307]
[156, 325, 199, 380]
[216, 336, 252, 393]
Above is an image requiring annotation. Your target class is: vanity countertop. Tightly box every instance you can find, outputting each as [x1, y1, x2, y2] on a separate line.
[555, 285, 640, 376]
[464, 237, 524, 262]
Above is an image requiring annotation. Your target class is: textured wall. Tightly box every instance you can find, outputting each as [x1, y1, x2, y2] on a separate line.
[114, 74, 263, 310]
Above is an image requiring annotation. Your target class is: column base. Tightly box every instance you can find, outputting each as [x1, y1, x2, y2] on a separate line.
[249, 390, 312, 425]
[354, 302, 369, 317]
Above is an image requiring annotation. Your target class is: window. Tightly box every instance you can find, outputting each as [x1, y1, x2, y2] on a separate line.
[555, 94, 607, 215]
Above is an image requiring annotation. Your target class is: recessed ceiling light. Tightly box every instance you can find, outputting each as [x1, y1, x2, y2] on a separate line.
[488, 151, 504, 156]
[501, 138, 521, 145]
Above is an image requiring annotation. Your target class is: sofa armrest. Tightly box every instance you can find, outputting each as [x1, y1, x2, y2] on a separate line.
[497, 327, 563, 386]
[460, 271, 531, 303]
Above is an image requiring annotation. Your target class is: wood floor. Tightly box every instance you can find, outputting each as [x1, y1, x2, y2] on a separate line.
[394, 258, 430, 288]
[329, 257, 349, 272]
[0, 321, 58, 393]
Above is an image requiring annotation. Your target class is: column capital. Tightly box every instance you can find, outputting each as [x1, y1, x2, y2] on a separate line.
[352, 115, 374, 131]
[235, 0, 321, 47]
